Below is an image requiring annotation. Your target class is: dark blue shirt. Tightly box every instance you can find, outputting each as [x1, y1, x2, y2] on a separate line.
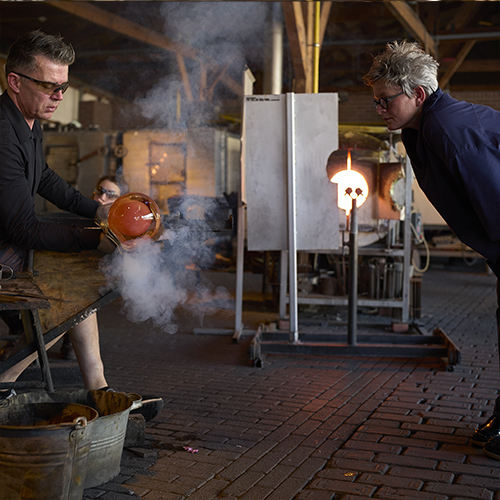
[402, 88, 500, 276]
[0, 91, 101, 252]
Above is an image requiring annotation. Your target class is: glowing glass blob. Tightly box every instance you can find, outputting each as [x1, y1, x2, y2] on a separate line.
[330, 151, 369, 215]
[108, 192, 161, 243]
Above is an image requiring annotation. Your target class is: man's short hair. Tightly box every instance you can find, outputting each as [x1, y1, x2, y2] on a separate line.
[363, 40, 439, 98]
[5, 29, 75, 78]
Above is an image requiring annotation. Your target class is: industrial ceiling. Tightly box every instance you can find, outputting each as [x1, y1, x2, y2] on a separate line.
[0, 1, 499, 126]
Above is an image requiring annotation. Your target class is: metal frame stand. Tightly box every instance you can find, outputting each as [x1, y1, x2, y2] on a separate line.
[278, 156, 413, 323]
[250, 326, 461, 369]
[347, 195, 358, 347]
[250, 156, 461, 370]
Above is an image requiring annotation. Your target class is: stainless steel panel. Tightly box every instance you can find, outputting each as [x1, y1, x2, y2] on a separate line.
[244, 93, 339, 251]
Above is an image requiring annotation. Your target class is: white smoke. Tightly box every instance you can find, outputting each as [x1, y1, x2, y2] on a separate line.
[101, 2, 262, 330]
[159, 2, 268, 59]
[133, 2, 268, 127]
[100, 225, 234, 334]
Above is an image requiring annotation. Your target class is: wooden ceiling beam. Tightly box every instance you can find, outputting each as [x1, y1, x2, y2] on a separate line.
[443, 59, 500, 73]
[439, 2, 482, 61]
[306, 1, 314, 93]
[282, 1, 307, 92]
[444, 2, 481, 33]
[282, 1, 331, 94]
[47, 1, 201, 61]
[384, 1, 437, 57]
[207, 54, 238, 101]
[47, 1, 242, 98]
[70, 77, 130, 105]
[176, 54, 193, 103]
[439, 40, 476, 89]
[319, 2, 332, 48]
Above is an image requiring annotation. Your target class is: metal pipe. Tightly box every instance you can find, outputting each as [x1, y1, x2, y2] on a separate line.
[435, 31, 500, 42]
[347, 196, 358, 346]
[313, 1, 321, 93]
[286, 93, 299, 343]
[320, 31, 500, 47]
[401, 156, 412, 322]
[279, 250, 288, 319]
[264, 3, 283, 95]
[234, 199, 245, 336]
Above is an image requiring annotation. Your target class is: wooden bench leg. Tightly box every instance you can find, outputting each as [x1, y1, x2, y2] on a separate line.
[20, 310, 54, 393]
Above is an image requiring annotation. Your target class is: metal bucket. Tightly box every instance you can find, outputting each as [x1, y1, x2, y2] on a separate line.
[0, 402, 98, 500]
[3, 390, 134, 488]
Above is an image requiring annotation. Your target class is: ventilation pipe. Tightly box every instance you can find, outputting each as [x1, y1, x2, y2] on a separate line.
[263, 3, 283, 95]
[313, 1, 321, 93]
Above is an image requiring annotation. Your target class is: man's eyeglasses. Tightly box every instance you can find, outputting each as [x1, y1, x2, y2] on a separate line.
[94, 185, 119, 199]
[12, 72, 70, 95]
[373, 91, 404, 110]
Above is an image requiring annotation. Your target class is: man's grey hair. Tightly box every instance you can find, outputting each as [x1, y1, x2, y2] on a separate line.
[363, 40, 439, 98]
[5, 29, 75, 78]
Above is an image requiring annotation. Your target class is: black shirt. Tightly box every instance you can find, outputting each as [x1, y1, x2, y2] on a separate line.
[402, 88, 500, 276]
[0, 91, 101, 252]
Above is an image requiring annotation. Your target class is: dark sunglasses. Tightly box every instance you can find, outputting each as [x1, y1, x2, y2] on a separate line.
[373, 91, 404, 110]
[94, 185, 119, 199]
[12, 72, 70, 95]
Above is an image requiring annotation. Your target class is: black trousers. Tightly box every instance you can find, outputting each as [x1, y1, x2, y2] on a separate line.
[495, 279, 500, 416]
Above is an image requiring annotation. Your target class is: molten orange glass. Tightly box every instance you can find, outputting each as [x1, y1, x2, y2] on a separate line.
[108, 192, 161, 244]
[330, 150, 368, 215]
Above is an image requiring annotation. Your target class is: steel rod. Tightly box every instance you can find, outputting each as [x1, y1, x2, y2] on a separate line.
[347, 197, 358, 346]
[286, 93, 299, 343]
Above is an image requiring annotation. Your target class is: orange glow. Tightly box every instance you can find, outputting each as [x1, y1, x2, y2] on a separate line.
[110, 200, 152, 236]
[108, 192, 161, 244]
[330, 151, 369, 215]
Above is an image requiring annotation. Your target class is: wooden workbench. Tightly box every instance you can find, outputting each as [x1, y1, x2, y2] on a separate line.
[33, 249, 117, 335]
[0, 249, 119, 392]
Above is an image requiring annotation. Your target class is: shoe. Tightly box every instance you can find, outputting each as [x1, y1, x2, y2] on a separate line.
[484, 434, 500, 460]
[471, 415, 500, 446]
[60, 336, 76, 360]
[130, 395, 164, 422]
[0, 388, 16, 402]
[0, 341, 15, 362]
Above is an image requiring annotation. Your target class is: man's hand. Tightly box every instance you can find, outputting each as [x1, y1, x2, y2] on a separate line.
[95, 203, 112, 221]
[97, 232, 118, 254]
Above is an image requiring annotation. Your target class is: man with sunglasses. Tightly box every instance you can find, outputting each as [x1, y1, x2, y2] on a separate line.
[364, 40, 500, 460]
[0, 31, 112, 400]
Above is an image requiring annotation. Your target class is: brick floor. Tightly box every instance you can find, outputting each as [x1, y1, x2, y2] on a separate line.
[37, 267, 500, 499]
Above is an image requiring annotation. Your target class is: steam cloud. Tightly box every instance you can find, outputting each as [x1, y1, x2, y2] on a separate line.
[134, 1, 268, 127]
[101, 239, 182, 333]
[100, 218, 234, 334]
[100, 2, 267, 331]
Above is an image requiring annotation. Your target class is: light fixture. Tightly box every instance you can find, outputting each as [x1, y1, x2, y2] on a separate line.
[330, 150, 369, 215]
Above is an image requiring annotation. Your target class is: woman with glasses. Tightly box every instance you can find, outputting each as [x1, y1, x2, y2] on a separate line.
[364, 40, 500, 461]
[59, 174, 129, 359]
[92, 175, 128, 205]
